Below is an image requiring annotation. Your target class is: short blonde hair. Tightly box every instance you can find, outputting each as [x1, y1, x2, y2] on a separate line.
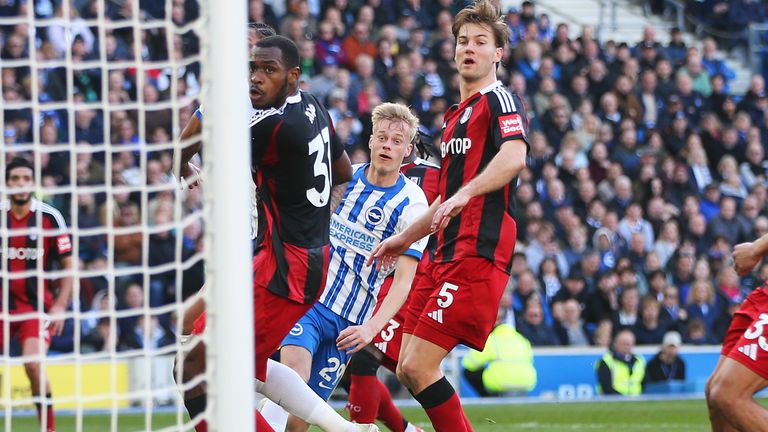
[371, 103, 419, 143]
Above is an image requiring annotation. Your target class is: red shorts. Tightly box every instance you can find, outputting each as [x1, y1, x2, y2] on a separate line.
[0, 317, 51, 350]
[253, 251, 319, 382]
[371, 276, 408, 373]
[405, 256, 508, 351]
[721, 287, 768, 380]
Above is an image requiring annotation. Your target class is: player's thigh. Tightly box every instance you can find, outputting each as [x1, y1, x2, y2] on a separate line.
[713, 356, 768, 399]
[402, 266, 436, 336]
[20, 319, 50, 356]
[299, 342, 349, 400]
[280, 345, 314, 382]
[254, 284, 313, 381]
[414, 257, 507, 351]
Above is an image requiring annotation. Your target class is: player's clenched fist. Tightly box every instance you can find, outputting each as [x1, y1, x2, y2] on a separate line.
[732, 242, 761, 275]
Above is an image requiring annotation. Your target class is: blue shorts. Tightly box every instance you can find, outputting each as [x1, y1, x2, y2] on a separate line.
[281, 303, 354, 400]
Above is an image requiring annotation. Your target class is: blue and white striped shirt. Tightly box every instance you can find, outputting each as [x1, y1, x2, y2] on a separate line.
[320, 164, 428, 324]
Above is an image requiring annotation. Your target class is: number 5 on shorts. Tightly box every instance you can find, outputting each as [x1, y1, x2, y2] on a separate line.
[437, 282, 459, 308]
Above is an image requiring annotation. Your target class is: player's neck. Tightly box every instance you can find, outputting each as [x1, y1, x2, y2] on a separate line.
[365, 164, 399, 188]
[459, 73, 498, 102]
[10, 202, 31, 219]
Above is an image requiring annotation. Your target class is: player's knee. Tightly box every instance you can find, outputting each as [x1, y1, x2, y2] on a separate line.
[707, 375, 737, 412]
[349, 349, 381, 376]
[397, 356, 420, 387]
[280, 351, 311, 382]
[24, 361, 42, 382]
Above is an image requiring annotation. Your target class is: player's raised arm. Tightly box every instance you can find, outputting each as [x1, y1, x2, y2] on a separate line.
[176, 112, 203, 188]
[732, 232, 768, 275]
[432, 138, 526, 232]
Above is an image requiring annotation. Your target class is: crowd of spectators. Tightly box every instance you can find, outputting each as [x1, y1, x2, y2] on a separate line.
[2, 0, 768, 357]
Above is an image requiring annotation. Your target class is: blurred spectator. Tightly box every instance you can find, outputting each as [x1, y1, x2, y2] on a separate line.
[685, 279, 720, 337]
[462, 291, 536, 396]
[517, 297, 559, 346]
[642, 331, 686, 390]
[633, 296, 667, 345]
[596, 330, 645, 395]
[554, 299, 591, 346]
[612, 286, 640, 333]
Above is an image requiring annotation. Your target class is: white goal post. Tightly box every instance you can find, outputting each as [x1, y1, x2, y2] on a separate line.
[203, 1, 254, 432]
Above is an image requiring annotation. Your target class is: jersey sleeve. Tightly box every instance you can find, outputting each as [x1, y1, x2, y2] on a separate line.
[422, 166, 440, 205]
[398, 184, 429, 260]
[45, 209, 72, 260]
[328, 114, 345, 162]
[488, 91, 530, 153]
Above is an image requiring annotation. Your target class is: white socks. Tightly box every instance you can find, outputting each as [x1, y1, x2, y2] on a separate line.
[259, 399, 288, 432]
[256, 359, 360, 432]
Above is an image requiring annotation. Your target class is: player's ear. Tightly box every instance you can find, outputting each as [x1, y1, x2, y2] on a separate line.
[287, 66, 300, 85]
[404, 142, 413, 158]
[368, 135, 373, 149]
[494, 46, 503, 63]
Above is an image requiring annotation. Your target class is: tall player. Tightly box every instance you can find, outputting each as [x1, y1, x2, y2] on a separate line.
[707, 233, 768, 431]
[2, 157, 73, 432]
[345, 131, 439, 432]
[369, 2, 529, 430]
[261, 103, 428, 432]
[246, 36, 380, 432]
[173, 22, 276, 432]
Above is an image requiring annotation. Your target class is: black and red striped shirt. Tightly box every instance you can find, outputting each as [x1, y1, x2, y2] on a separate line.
[2, 199, 71, 313]
[251, 91, 345, 304]
[401, 158, 440, 206]
[434, 81, 529, 273]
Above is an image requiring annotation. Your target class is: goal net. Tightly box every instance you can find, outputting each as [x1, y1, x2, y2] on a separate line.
[0, 1, 253, 431]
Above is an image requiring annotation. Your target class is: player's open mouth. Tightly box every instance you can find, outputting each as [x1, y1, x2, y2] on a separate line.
[379, 154, 391, 160]
[250, 88, 264, 97]
[463, 59, 475, 65]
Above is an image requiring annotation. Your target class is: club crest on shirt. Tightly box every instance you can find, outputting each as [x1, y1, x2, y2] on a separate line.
[365, 206, 385, 226]
[460, 107, 473, 124]
[290, 323, 304, 336]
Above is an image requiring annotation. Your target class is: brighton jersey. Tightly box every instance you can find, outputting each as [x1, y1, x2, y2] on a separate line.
[320, 164, 428, 324]
[434, 80, 529, 273]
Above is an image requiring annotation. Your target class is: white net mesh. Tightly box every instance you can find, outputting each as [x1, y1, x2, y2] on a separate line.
[0, 1, 211, 430]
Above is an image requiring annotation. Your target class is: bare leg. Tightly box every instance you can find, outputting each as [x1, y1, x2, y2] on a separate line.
[707, 357, 768, 432]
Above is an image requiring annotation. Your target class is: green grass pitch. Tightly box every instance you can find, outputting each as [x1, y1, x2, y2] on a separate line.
[4, 399, 766, 431]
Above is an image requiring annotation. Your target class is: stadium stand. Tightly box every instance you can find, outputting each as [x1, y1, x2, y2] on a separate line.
[2, 0, 768, 386]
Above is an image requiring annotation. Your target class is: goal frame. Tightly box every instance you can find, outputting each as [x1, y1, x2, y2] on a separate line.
[202, 1, 254, 431]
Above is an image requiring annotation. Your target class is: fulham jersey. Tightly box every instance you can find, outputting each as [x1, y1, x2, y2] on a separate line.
[434, 81, 529, 273]
[1, 199, 72, 313]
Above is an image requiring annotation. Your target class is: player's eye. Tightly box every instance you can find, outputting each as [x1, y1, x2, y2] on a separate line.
[265, 67, 275, 73]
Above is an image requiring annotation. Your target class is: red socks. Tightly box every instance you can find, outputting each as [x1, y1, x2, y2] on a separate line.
[413, 377, 471, 432]
[35, 396, 55, 432]
[194, 419, 207, 432]
[375, 379, 406, 432]
[349, 374, 380, 423]
[256, 410, 275, 431]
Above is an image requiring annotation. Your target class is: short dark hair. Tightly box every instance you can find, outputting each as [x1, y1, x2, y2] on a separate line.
[255, 36, 300, 70]
[249, 22, 276, 38]
[6, 157, 33, 181]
